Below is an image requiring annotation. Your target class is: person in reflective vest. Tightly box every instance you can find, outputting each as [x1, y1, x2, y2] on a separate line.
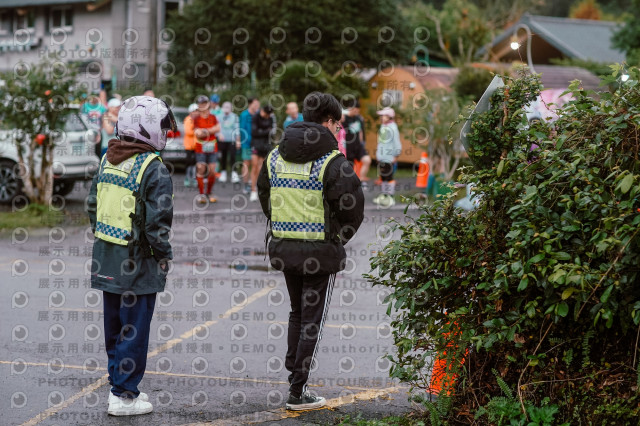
[87, 95, 176, 416]
[257, 92, 365, 411]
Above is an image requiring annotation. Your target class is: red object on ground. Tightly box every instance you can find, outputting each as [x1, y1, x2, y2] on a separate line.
[429, 320, 468, 395]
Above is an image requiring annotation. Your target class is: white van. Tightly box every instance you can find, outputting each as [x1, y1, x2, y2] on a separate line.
[0, 107, 100, 203]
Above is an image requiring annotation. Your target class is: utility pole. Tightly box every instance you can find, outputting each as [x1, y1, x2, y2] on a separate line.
[149, 0, 158, 86]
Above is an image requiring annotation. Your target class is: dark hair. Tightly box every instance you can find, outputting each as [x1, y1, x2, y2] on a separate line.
[342, 97, 360, 109]
[247, 96, 258, 105]
[302, 92, 342, 124]
[263, 104, 274, 114]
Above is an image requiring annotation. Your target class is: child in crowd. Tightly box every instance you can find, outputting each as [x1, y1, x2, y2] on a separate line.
[373, 107, 402, 207]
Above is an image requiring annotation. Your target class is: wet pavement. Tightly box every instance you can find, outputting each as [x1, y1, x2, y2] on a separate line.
[1, 172, 424, 425]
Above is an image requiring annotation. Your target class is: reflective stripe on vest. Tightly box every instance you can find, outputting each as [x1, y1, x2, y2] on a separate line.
[95, 152, 160, 245]
[267, 148, 340, 241]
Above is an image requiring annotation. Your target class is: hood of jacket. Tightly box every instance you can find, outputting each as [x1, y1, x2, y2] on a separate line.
[278, 121, 338, 163]
[106, 138, 155, 165]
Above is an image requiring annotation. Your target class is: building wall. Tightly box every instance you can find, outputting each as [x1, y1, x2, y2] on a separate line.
[361, 67, 425, 164]
[0, 0, 174, 94]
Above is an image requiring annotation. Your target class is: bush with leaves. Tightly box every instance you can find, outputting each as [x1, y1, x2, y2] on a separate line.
[451, 65, 494, 102]
[368, 65, 640, 423]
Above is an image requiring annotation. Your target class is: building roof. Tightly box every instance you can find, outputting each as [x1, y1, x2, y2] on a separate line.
[0, 0, 99, 7]
[406, 66, 459, 91]
[489, 14, 625, 63]
[530, 64, 602, 91]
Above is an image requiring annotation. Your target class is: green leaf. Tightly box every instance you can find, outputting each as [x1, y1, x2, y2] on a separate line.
[506, 230, 521, 239]
[619, 174, 634, 194]
[549, 270, 566, 284]
[556, 302, 569, 317]
[600, 285, 614, 303]
[529, 253, 545, 264]
[497, 159, 505, 177]
[561, 287, 577, 300]
[518, 276, 529, 291]
[551, 252, 571, 261]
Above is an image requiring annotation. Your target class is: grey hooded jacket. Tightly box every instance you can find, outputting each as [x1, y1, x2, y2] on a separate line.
[87, 157, 173, 295]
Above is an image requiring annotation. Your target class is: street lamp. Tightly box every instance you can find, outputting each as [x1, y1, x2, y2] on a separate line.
[510, 23, 536, 74]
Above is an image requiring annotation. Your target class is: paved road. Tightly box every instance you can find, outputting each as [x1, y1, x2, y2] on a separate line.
[0, 172, 423, 425]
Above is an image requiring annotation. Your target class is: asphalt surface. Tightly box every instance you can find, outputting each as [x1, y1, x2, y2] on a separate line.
[0, 171, 425, 425]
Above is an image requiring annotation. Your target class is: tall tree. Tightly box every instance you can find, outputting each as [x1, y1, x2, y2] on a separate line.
[612, 0, 640, 65]
[570, 0, 603, 19]
[401, 0, 542, 66]
[167, 0, 411, 88]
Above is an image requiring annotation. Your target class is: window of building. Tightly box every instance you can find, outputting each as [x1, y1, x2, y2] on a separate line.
[381, 90, 403, 107]
[0, 10, 12, 34]
[16, 10, 36, 31]
[50, 7, 73, 31]
[164, 0, 179, 27]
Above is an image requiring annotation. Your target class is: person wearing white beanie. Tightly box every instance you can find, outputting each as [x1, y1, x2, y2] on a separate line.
[374, 107, 401, 207]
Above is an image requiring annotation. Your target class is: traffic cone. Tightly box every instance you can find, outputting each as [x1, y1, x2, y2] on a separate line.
[416, 152, 429, 188]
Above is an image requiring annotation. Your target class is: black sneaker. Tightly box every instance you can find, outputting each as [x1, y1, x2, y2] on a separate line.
[285, 392, 327, 411]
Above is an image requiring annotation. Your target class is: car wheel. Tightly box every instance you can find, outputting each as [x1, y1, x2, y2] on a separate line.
[53, 180, 76, 197]
[0, 159, 22, 204]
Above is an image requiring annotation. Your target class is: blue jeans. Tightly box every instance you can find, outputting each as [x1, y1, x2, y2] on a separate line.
[103, 291, 156, 398]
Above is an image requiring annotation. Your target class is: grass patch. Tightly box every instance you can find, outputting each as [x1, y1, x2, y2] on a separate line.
[0, 203, 66, 230]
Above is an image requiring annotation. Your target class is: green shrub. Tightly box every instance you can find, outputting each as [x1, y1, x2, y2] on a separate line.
[368, 65, 640, 423]
[451, 65, 494, 102]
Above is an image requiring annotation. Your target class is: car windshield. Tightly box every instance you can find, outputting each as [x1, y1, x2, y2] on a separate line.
[173, 111, 188, 123]
[61, 113, 88, 132]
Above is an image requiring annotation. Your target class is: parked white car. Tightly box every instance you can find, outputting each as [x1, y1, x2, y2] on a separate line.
[0, 108, 100, 203]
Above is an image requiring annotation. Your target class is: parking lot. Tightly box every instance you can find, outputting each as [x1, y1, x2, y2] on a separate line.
[0, 173, 421, 425]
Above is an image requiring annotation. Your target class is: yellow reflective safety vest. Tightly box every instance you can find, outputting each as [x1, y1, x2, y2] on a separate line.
[266, 148, 341, 240]
[95, 152, 160, 246]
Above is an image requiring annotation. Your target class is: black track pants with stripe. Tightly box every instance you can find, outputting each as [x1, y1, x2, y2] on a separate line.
[283, 272, 335, 397]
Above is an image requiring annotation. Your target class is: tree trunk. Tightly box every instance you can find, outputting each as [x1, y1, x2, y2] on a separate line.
[15, 134, 36, 202]
[38, 142, 53, 205]
[43, 143, 53, 205]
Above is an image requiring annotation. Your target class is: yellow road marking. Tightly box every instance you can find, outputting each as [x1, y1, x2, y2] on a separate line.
[19, 286, 272, 426]
[0, 360, 102, 371]
[180, 386, 402, 425]
[0, 360, 381, 393]
[45, 311, 379, 329]
[20, 376, 109, 426]
[0, 360, 288, 386]
[147, 286, 271, 358]
[0, 360, 381, 391]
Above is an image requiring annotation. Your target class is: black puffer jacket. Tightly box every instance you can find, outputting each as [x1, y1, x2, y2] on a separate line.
[257, 121, 364, 275]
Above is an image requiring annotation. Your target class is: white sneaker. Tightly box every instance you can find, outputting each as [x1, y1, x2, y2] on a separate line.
[108, 394, 153, 416]
[219, 170, 227, 183]
[109, 392, 148, 403]
[372, 194, 382, 204]
[231, 171, 240, 183]
[378, 194, 396, 207]
[249, 191, 259, 202]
